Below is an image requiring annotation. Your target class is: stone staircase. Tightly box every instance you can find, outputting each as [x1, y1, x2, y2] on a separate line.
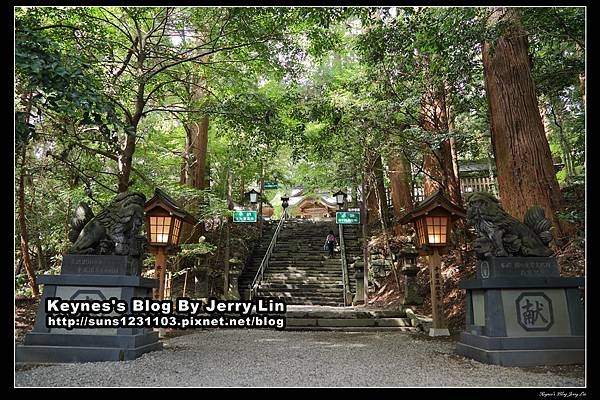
[235, 219, 417, 331]
[285, 305, 415, 331]
[254, 219, 345, 306]
[239, 223, 276, 301]
[340, 223, 361, 296]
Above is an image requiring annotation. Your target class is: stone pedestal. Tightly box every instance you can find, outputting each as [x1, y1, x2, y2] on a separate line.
[401, 264, 423, 306]
[16, 255, 162, 364]
[353, 260, 365, 305]
[228, 266, 242, 300]
[456, 256, 584, 366]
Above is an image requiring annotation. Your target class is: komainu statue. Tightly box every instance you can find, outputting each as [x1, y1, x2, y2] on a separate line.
[68, 192, 147, 257]
[466, 192, 553, 258]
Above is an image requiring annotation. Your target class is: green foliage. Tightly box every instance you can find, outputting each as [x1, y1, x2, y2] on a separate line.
[15, 13, 118, 147]
[178, 242, 217, 259]
[14, 7, 585, 296]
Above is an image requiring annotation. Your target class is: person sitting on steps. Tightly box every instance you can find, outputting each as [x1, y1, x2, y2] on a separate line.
[325, 230, 338, 258]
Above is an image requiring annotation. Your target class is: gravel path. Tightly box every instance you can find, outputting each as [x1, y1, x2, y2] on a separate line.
[15, 329, 585, 387]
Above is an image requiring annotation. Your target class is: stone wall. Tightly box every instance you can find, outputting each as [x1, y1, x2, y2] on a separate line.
[369, 251, 394, 287]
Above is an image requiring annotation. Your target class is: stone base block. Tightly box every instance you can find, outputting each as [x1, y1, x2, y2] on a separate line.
[456, 332, 584, 366]
[16, 340, 162, 364]
[429, 328, 450, 337]
[16, 260, 162, 364]
[16, 330, 162, 364]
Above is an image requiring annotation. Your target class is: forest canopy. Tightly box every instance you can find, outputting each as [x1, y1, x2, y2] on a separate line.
[15, 6, 585, 298]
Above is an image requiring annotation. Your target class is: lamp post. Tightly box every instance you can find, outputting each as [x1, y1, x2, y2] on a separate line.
[247, 188, 260, 208]
[246, 188, 261, 228]
[333, 190, 347, 210]
[145, 188, 197, 300]
[281, 195, 289, 220]
[399, 189, 465, 336]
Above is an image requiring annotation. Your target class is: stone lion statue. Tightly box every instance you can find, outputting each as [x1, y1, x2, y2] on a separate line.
[68, 192, 147, 257]
[466, 192, 553, 258]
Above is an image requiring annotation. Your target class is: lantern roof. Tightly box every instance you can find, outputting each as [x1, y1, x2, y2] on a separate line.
[144, 188, 197, 225]
[399, 188, 466, 224]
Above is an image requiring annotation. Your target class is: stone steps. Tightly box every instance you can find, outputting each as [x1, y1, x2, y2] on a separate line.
[265, 262, 340, 268]
[259, 283, 344, 290]
[286, 326, 417, 332]
[257, 294, 343, 302]
[264, 275, 342, 280]
[282, 305, 416, 331]
[258, 286, 344, 294]
[281, 301, 342, 307]
[286, 318, 413, 328]
[266, 265, 341, 271]
[243, 219, 361, 306]
[263, 274, 343, 281]
[257, 289, 343, 296]
[264, 268, 342, 273]
[261, 281, 343, 287]
[257, 292, 343, 300]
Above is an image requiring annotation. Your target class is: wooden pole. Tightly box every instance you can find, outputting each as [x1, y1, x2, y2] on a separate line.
[361, 168, 369, 304]
[182, 270, 188, 297]
[428, 247, 449, 336]
[154, 247, 167, 300]
[224, 168, 233, 298]
[259, 160, 265, 233]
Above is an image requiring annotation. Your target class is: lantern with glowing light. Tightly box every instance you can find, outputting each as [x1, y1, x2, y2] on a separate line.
[399, 189, 465, 336]
[145, 188, 197, 300]
[399, 189, 466, 254]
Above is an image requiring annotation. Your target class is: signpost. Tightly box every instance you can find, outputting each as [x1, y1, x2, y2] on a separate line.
[233, 210, 258, 223]
[264, 182, 278, 189]
[336, 211, 360, 224]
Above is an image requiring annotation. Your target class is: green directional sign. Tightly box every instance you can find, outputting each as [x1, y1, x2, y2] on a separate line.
[336, 211, 360, 224]
[233, 210, 258, 223]
[264, 181, 278, 189]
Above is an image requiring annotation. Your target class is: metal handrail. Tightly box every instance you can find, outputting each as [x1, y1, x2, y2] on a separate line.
[249, 215, 285, 299]
[338, 223, 351, 306]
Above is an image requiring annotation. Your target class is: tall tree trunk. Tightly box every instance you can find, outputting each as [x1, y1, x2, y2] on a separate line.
[258, 160, 265, 233]
[192, 116, 210, 190]
[575, 43, 585, 110]
[224, 169, 233, 297]
[361, 153, 369, 303]
[180, 152, 188, 184]
[373, 177, 402, 293]
[448, 104, 460, 186]
[18, 145, 39, 298]
[180, 73, 210, 242]
[420, 86, 462, 205]
[387, 153, 413, 235]
[118, 43, 146, 194]
[239, 173, 245, 204]
[579, 73, 585, 110]
[36, 237, 45, 274]
[365, 150, 388, 226]
[482, 7, 573, 239]
[449, 138, 460, 194]
[373, 154, 389, 229]
[117, 130, 137, 193]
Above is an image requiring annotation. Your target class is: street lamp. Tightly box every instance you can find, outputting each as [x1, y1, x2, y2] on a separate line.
[246, 189, 260, 206]
[145, 188, 197, 300]
[281, 195, 289, 220]
[399, 188, 465, 336]
[333, 190, 347, 210]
